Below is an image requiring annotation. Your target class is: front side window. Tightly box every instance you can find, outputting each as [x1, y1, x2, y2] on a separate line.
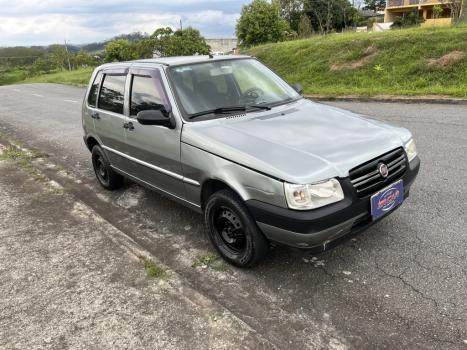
[169, 58, 300, 121]
[87, 71, 103, 107]
[98, 74, 126, 114]
[130, 75, 168, 117]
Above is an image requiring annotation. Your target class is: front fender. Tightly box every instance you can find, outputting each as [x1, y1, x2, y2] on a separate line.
[181, 142, 287, 209]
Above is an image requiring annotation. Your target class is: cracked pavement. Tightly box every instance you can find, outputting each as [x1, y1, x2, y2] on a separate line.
[0, 83, 466, 349]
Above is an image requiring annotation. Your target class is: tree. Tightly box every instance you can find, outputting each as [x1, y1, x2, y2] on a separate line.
[150, 27, 210, 57]
[103, 27, 209, 61]
[236, 0, 291, 48]
[31, 58, 55, 74]
[132, 39, 155, 59]
[49, 45, 69, 70]
[363, 0, 386, 12]
[73, 50, 98, 67]
[298, 14, 312, 37]
[441, 0, 463, 24]
[303, 0, 358, 34]
[432, 4, 443, 23]
[104, 39, 138, 62]
[277, 0, 304, 31]
[391, 9, 424, 28]
[461, 0, 467, 23]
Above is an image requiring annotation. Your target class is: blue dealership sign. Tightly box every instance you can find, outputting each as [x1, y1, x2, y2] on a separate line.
[371, 180, 404, 220]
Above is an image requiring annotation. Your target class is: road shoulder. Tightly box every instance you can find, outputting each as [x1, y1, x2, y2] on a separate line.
[0, 149, 271, 349]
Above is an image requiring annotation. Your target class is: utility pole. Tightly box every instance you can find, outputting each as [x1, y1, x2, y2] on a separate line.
[64, 40, 72, 71]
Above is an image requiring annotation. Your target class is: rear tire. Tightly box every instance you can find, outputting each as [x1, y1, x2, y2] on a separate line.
[205, 189, 269, 267]
[91, 145, 124, 190]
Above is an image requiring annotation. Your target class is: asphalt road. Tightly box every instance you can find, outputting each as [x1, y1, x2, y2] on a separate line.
[0, 83, 466, 349]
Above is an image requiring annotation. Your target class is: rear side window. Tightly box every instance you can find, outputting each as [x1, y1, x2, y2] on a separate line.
[98, 74, 126, 114]
[130, 75, 168, 116]
[87, 71, 103, 107]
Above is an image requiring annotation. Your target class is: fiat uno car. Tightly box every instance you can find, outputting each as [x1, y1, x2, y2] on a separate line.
[82, 55, 420, 267]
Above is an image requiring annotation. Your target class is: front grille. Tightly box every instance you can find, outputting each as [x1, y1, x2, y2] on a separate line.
[349, 147, 407, 197]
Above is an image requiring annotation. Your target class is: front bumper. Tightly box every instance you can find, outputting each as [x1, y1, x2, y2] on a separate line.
[246, 156, 420, 249]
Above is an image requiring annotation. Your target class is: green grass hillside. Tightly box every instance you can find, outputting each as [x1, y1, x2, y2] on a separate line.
[22, 67, 94, 86]
[247, 26, 467, 98]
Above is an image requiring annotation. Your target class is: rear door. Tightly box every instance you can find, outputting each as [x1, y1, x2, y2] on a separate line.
[93, 67, 129, 170]
[120, 67, 186, 199]
[83, 70, 103, 135]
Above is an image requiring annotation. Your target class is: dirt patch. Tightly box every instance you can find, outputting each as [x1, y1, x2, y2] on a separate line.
[428, 50, 465, 67]
[331, 46, 379, 71]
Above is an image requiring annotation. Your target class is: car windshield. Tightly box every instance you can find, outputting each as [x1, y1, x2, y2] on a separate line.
[168, 58, 300, 120]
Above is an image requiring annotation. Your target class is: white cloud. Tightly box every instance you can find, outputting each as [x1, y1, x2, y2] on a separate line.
[186, 10, 239, 25]
[0, 0, 243, 46]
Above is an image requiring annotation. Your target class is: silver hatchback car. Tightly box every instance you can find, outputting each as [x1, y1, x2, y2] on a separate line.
[82, 55, 420, 267]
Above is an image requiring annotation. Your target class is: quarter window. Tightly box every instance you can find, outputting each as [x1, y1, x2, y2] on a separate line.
[98, 74, 126, 114]
[130, 75, 167, 117]
[87, 71, 103, 107]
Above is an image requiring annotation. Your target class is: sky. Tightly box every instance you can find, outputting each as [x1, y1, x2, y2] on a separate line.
[0, 0, 250, 47]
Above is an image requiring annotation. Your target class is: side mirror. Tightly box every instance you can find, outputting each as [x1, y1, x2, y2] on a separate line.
[136, 109, 175, 129]
[291, 83, 303, 95]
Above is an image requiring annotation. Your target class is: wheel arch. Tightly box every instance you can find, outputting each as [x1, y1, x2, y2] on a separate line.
[200, 179, 244, 210]
[84, 135, 100, 152]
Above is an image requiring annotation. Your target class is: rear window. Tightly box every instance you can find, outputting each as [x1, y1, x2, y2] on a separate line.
[98, 74, 126, 114]
[87, 71, 103, 107]
[130, 75, 167, 116]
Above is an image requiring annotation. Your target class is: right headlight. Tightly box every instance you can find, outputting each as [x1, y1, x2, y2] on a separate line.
[284, 178, 344, 210]
[404, 138, 417, 162]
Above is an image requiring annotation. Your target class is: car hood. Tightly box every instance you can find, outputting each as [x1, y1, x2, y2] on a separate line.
[181, 99, 412, 184]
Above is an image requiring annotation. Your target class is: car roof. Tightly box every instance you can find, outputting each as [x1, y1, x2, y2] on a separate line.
[99, 55, 252, 70]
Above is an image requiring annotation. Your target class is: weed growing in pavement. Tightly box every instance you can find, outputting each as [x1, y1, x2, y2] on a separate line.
[0, 144, 60, 193]
[192, 253, 231, 272]
[0, 145, 48, 162]
[0, 146, 24, 160]
[209, 312, 224, 324]
[139, 256, 167, 279]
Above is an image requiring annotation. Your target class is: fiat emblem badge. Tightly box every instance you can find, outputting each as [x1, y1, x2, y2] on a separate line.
[378, 163, 389, 178]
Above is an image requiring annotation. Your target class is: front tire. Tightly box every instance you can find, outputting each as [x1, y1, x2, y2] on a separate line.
[205, 189, 269, 267]
[91, 145, 124, 190]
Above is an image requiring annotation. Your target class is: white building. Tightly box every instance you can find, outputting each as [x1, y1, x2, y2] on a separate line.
[205, 38, 238, 55]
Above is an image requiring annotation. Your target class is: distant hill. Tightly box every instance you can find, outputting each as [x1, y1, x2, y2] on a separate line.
[79, 32, 149, 53]
[0, 32, 149, 57]
[0, 46, 46, 58]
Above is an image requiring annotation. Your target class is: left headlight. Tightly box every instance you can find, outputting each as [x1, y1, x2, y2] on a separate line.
[284, 178, 344, 210]
[404, 138, 417, 162]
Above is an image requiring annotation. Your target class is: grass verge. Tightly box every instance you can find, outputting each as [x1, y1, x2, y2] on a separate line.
[0, 142, 63, 194]
[21, 67, 94, 87]
[246, 26, 467, 98]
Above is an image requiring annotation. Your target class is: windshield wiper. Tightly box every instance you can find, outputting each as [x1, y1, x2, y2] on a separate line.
[189, 105, 271, 120]
[246, 104, 271, 111]
[189, 106, 246, 120]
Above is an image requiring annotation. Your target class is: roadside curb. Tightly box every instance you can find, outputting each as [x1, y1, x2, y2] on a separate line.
[305, 95, 467, 105]
[0, 136, 281, 349]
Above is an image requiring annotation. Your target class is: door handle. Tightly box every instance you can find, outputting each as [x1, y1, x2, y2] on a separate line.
[123, 121, 134, 130]
[91, 112, 100, 120]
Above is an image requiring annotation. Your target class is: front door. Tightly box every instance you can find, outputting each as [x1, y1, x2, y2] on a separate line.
[121, 67, 185, 199]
